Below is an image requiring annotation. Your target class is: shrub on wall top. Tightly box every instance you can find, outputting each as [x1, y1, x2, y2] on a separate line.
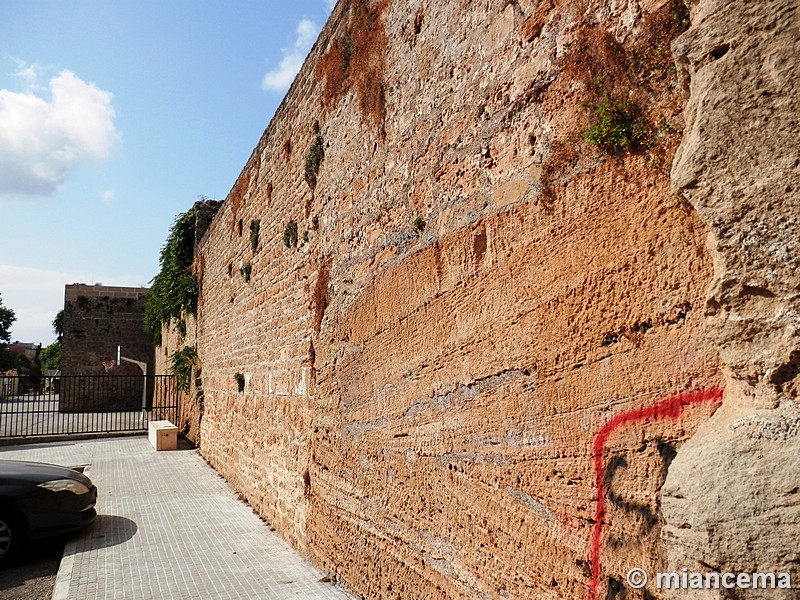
[144, 206, 199, 346]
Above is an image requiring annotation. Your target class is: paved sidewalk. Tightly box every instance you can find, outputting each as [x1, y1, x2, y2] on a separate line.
[0, 437, 353, 600]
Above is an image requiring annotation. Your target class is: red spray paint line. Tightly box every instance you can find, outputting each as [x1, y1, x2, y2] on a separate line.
[586, 387, 724, 600]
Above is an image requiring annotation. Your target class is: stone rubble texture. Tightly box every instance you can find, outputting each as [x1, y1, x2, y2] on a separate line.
[157, 0, 799, 598]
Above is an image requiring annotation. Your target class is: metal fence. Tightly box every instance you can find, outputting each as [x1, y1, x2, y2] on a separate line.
[0, 374, 178, 439]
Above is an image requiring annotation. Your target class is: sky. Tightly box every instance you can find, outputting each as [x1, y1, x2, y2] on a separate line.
[0, 0, 336, 346]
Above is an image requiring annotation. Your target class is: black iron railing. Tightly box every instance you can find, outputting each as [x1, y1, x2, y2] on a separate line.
[0, 375, 178, 439]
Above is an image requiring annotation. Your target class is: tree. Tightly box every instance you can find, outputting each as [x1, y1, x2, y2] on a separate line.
[39, 310, 63, 371]
[0, 293, 14, 343]
[39, 342, 61, 371]
[144, 206, 199, 346]
[52, 310, 64, 342]
[0, 294, 17, 371]
[13, 353, 39, 378]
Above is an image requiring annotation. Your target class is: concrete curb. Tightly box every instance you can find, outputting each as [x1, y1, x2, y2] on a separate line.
[51, 542, 76, 600]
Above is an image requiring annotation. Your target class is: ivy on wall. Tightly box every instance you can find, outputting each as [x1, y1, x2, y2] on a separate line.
[144, 206, 199, 346]
[304, 131, 325, 188]
[169, 345, 198, 392]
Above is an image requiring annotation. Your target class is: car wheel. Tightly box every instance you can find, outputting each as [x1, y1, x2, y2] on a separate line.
[0, 511, 22, 564]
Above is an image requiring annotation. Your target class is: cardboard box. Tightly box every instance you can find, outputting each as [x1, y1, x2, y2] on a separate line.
[148, 420, 178, 451]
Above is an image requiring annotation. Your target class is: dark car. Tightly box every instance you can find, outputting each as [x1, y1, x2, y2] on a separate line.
[0, 460, 97, 564]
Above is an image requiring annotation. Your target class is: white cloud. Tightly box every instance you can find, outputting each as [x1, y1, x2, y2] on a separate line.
[0, 265, 143, 344]
[261, 18, 321, 92]
[13, 63, 39, 88]
[0, 69, 120, 196]
[101, 189, 115, 204]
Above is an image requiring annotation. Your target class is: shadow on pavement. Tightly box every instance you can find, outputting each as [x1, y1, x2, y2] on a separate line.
[0, 535, 66, 599]
[0, 515, 138, 600]
[79, 514, 138, 550]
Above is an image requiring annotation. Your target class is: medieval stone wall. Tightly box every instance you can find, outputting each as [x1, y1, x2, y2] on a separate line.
[62, 284, 153, 410]
[159, 0, 798, 598]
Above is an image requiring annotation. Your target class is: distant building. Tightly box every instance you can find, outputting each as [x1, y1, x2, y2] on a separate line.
[0, 371, 19, 398]
[0, 343, 40, 397]
[7, 342, 41, 363]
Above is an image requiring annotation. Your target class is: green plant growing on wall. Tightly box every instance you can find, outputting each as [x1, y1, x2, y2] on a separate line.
[671, 0, 690, 30]
[342, 31, 356, 71]
[144, 206, 199, 346]
[578, 559, 592, 579]
[583, 94, 647, 152]
[249, 219, 260, 252]
[234, 372, 245, 393]
[304, 124, 325, 188]
[169, 346, 198, 392]
[413, 216, 426, 233]
[658, 119, 679, 135]
[240, 262, 252, 282]
[176, 318, 187, 340]
[283, 220, 299, 248]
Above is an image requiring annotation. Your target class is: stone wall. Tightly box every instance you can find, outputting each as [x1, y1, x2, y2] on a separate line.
[662, 1, 800, 595]
[61, 284, 153, 411]
[158, 0, 797, 598]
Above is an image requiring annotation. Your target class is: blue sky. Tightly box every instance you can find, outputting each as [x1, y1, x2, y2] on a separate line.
[0, 0, 335, 345]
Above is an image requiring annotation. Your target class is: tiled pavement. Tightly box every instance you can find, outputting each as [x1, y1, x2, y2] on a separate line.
[0, 437, 354, 600]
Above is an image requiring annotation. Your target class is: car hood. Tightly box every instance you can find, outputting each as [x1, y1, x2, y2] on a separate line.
[0, 460, 92, 486]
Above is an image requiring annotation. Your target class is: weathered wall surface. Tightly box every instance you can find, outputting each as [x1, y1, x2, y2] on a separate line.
[158, 0, 797, 598]
[662, 0, 800, 595]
